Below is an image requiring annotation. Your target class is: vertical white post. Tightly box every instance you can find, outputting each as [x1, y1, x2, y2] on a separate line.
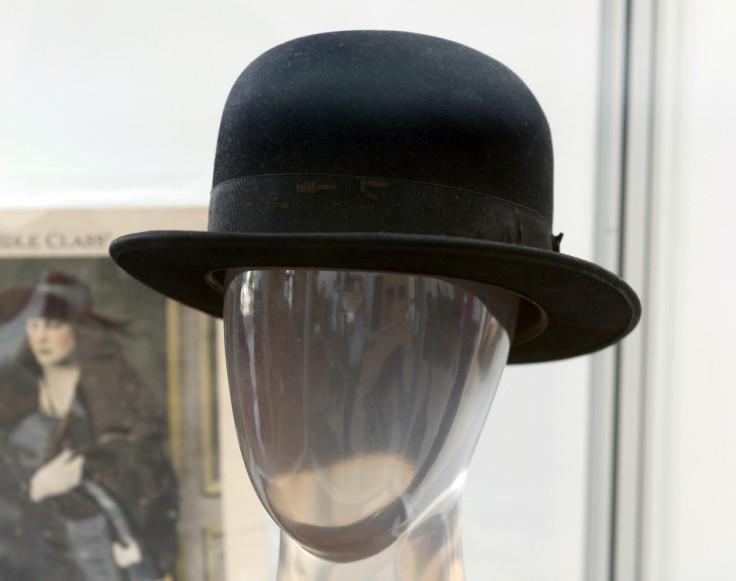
[588, 0, 659, 579]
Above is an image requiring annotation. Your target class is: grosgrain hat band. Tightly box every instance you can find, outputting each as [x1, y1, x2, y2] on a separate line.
[209, 175, 558, 251]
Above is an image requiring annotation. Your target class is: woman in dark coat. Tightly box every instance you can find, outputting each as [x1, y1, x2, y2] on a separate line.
[0, 272, 178, 581]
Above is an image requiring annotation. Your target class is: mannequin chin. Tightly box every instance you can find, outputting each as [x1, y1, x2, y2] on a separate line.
[261, 452, 415, 561]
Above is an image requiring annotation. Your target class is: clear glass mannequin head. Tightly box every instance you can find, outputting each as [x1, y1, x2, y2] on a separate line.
[224, 269, 519, 579]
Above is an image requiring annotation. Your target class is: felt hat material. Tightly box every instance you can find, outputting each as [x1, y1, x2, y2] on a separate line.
[110, 30, 640, 363]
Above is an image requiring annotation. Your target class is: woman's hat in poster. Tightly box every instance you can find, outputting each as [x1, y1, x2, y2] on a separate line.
[0, 272, 121, 328]
[110, 30, 640, 363]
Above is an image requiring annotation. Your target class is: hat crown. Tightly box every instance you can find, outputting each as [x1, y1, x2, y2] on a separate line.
[212, 31, 553, 222]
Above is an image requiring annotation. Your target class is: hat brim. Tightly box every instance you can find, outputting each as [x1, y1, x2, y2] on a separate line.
[110, 231, 640, 364]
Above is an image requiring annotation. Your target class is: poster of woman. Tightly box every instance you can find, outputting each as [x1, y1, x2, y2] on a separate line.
[0, 209, 270, 580]
[0, 270, 177, 580]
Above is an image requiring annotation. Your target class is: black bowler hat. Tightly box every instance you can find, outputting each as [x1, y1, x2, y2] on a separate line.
[110, 30, 640, 364]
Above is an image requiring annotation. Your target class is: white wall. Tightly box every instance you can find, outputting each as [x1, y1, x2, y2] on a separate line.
[0, 1, 602, 579]
[644, 0, 736, 579]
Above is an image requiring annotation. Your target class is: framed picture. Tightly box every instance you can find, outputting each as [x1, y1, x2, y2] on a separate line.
[0, 209, 270, 581]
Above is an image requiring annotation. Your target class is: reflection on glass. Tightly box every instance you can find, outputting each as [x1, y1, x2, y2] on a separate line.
[224, 269, 517, 576]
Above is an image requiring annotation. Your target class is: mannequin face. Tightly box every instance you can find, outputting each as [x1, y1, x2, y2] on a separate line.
[26, 316, 76, 368]
[224, 269, 517, 561]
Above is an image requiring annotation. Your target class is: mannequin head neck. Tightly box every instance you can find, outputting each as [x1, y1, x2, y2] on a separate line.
[224, 269, 517, 566]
